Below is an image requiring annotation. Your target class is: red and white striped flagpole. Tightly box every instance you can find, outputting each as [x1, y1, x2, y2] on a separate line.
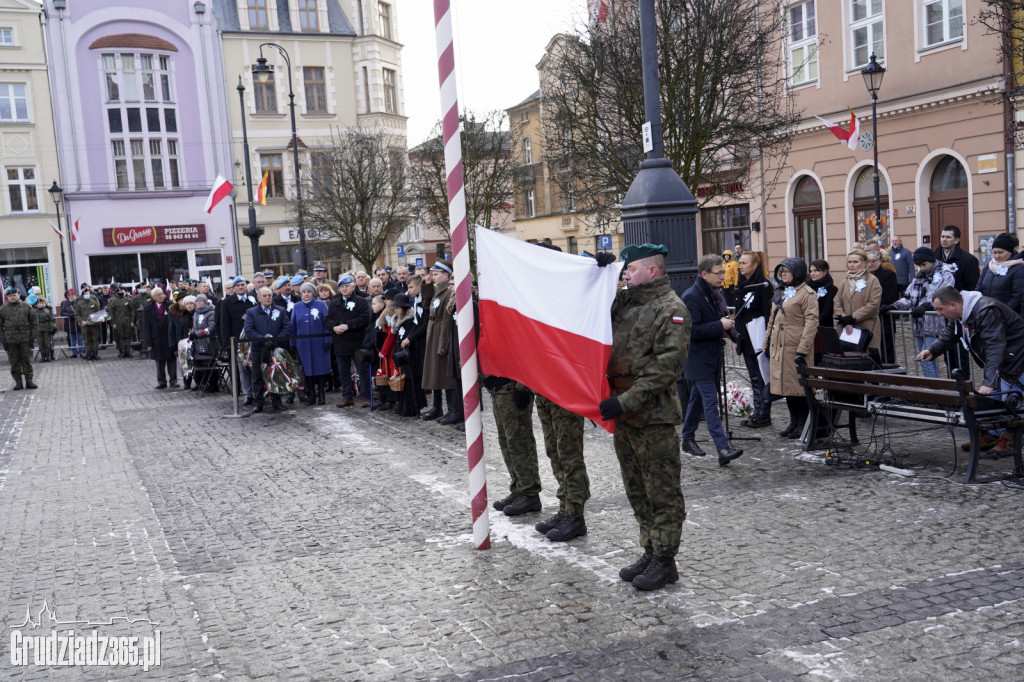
[433, 0, 489, 550]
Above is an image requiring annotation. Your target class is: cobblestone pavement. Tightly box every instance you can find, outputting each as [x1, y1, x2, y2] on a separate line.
[0, 352, 1022, 680]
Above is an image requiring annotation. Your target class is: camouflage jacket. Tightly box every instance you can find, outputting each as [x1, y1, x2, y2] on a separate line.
[607, 276, 690, 426]
[108, 296, 136, 326]
[74, 296, 100, 323]
[0, 300, 38, 343]
[35, 306, 55, 333]
[132, 292, 151, 312]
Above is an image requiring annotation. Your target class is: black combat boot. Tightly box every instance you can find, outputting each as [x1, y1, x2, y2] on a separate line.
[24, 380, 38, 390]
[502, 495, 541, 516]
[547, 515, 587, 542]
[535, 511, 565, 534]
[632, 555, 679, 591]
[619, 548, 653, 582]
[492, 493, 516, 511]
[12, 379, 24, 391]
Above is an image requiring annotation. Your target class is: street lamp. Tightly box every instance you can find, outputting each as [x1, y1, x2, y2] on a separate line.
[861, 53, 886, 242]
[237, 77, 263, 271]
[252, 43, 307, 271]
[47, 180, 70, 293]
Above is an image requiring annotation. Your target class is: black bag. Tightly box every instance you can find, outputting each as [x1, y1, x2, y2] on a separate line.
[822, 353, 877, 371]
[392, 349, 410, 366]
[839, 327, 872, 353]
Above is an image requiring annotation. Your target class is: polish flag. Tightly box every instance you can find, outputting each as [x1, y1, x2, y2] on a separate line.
[72, 218, 79, 242]
[49, 220, 64, 239]
[476, 227, 620, 433]
[815, 108, 861, 150]
[591, 0, 609, 24]
[204, 175, 233, 213]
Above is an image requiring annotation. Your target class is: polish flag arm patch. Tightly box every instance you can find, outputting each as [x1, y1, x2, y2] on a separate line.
[672, 316, 686, 324]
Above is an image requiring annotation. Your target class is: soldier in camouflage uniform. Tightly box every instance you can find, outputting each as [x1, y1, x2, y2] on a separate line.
[533, 395, 589, 541]
[484, 377, 542, 517]
[0, 288, 38, 389]
[34, 297, 55, 362]
[108, 287, 136, 357]
[74, 288, 101, 360]
[599, 244, 690, 591]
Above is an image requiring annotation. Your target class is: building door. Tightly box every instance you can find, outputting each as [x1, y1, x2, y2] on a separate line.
[793, 176, 824, 262]
[928, 156, 968, 247]
[190, 249, 224, 296]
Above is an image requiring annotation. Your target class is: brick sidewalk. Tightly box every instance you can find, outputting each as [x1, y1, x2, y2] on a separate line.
[0, 353, 1022, 679]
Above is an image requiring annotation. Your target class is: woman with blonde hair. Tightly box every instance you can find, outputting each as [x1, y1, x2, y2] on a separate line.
[835, 248, 882, 357]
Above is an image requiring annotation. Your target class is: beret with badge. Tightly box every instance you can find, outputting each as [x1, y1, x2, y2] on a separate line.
[619, 243, 669, 265]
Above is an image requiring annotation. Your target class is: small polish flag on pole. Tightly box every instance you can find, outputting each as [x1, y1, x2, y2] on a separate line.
[815, 108, 861, 150]
[72, 218, 79, 242]
[204, 175, 233, 213]
[49, 221, 64, 239]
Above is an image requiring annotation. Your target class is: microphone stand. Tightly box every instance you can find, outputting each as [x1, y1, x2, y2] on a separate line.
[719, 335, 761, 443]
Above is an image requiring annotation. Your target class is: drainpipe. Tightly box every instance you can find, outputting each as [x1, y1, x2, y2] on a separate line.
[1003, 4, 1016, 236]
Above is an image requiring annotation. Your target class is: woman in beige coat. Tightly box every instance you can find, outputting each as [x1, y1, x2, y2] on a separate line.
[835, 249, 882, 357]
[763, 257, 819, 438]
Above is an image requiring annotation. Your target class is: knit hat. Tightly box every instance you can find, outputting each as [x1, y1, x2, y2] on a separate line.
[181, 294, 196, 306]
[912, 246, 936, 264]
[194, 294, 209, 305]
[992, 233, 1016, 253]
[300, 282, 317, 295]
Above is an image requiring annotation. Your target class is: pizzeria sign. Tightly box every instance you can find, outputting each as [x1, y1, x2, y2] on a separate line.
[103, 224, 206, 247]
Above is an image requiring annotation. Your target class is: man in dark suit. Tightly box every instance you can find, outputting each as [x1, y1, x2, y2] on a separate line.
[220, 276, 256, 404]
[141, 287, 177, 389]
[680, 255, 743, 465]
[326, 274, 371, 407]
[242, 287, 294, 413]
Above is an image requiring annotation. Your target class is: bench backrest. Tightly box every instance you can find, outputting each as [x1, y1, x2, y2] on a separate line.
[798, 366, 974, 408]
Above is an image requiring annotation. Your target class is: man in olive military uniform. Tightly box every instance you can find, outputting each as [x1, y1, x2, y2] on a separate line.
[74, 288, 102, 360]
[485, 377, 543, 517]
[0, 288, 38, 389]
[133, 284, 152, 358]
[33, 296, 55, 362]
[533, 395, 589, 541]
[599, 244, 690, 591]
[108, 286, 136, 357]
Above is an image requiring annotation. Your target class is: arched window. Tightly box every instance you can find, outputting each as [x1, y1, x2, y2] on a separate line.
[928, 156, 968, 248]
[852, 166, 889, 245]
[793, 176, 823, 262]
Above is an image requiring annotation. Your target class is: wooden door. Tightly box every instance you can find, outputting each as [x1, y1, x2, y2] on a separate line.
[928, 194, 968, 248]
[794, 210, 824, 263]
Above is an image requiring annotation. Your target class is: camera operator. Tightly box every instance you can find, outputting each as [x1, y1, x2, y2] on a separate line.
[733, 251, 773, 428]
[680, 255, 743, 466]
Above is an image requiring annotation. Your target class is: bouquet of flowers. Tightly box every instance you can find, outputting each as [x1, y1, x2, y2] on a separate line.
[84, 310, 110, 326]
[262, 347, 306, 395]
[725, 381, 754, 417]
[178, 338, 194, 380]
[236, 331, 252, 369]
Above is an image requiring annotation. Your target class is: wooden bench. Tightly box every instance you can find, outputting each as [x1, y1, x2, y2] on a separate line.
[797, 365, 1024, 483]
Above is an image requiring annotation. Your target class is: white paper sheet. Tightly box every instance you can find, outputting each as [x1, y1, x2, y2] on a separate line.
[746, 317, 771, 383]
[839, 327, 862, 345]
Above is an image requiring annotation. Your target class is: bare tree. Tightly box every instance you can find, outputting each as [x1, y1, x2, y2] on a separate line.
[977, 1, 1023, 146]
[407, 110, 517, 244]
[541, 0, 800, 231]
[298, 129, 412, 271]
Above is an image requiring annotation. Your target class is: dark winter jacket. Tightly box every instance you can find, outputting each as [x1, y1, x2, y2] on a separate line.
[976, 260, 1024, 316]
[326, 294, 371, 355]
[733, 267, 772, 356]
[810, 273, 837, 327]
[681, 276, 726, 382]
[219, 293, 255, 344]
[927, 292, 1024, 389]
[936, 244, 980, 292]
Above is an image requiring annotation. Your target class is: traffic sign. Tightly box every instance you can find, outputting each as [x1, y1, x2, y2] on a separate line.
[598, 235, 611, 249]
[397, 244, 405, 258]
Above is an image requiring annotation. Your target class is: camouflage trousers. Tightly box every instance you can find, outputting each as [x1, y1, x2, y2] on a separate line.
[488, 384, 541, 497]
[613, 422, 685, 558]
[114, 325, 134, 352]
[7, 342, 32, 381]
[38, 333, 51, 358]
[82, 325, 100, 353]
[535, 395, 589, 515]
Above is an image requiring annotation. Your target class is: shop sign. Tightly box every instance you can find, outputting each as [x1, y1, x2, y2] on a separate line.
[103, 225, 206, 247]
[694, 182, 743, 198]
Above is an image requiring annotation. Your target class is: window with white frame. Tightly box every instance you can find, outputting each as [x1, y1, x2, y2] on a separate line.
[525, 189, 535, 218]
[379, 2, 393, 40]
[923, 0, 963, 48]
[383, 68, 397, 114]
[299, 0, 319, 31]
[523, 137, 532, 165]
[0, 84, 28, 121]
[0, 28, 14, 46]
[248, 0, 269, 30]
[303, 67, 326, 113]
[788, 1, 818, 86]
[850, 0, 884, 68]
[6, 167, 37, 212]
[102, 52, 180, 191]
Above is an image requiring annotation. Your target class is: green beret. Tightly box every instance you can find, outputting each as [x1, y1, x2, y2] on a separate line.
[619, 243, 669, 264]
[4, 286, 17, 296]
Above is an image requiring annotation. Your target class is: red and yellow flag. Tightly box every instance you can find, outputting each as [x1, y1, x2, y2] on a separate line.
[256, 171, 268, 206]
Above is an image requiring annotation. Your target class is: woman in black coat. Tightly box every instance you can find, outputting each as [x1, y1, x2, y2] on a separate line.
[391, 293, 427, 417]
[808, 260, 837, 365]
[977, 232, 1024, 315]
[868, 253, 899, 364]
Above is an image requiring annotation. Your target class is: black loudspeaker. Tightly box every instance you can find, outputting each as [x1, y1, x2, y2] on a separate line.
[436, 243, 446, 258]
[751, 221, 761, 232]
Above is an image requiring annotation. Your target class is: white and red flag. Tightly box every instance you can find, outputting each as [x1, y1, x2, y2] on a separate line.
[72, 218, 79, 242]
[204, 175, 233, 213]
[49, 221, 64, 239]
[476, 227, 620, 433]
[815, 108, 861, 150]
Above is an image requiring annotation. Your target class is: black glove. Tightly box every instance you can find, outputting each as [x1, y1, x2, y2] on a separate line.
[794, 353, 807, 366]
[911, 304, 928, 319]
[838, 315, 855, 327]
[263, 339, 276, 351]
[879, 304, 895, 313]
[513, 388, 532, 410]
[188, 331, 198, 340]
[595, 252, 617, 268]
[599, 396, 623, 421]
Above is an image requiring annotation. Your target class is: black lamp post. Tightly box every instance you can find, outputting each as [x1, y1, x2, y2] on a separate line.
[252, 43, 307, 271]
[237, 77, 263, 271]
[47, 180, 70, 293]
[861, 53, 886, 241]
[619, 0, 698, 295]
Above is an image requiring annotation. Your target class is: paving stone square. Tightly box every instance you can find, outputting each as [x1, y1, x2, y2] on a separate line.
[0, 352, 1022, 680]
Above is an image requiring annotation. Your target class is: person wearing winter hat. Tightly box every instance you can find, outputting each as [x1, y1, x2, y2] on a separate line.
[977, 232, 1024, 316]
